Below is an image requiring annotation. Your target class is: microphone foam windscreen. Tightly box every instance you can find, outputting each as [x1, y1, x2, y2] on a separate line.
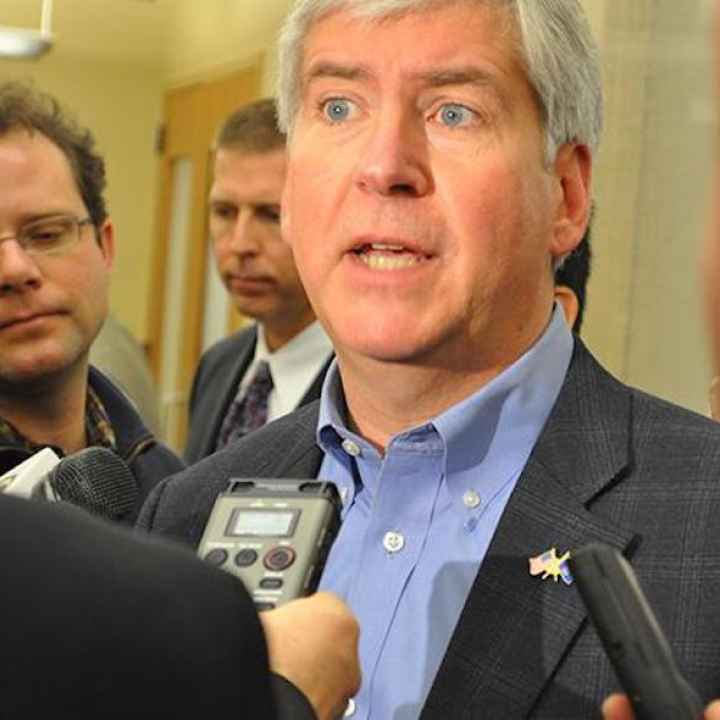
[48, 447, 137, 521]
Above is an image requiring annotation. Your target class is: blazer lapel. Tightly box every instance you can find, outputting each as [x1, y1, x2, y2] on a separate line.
[422, 341, 640, 719]
[201, 329, 257, 457]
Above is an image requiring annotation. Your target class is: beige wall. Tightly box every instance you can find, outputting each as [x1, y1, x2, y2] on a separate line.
[164, 0, 293, 92]
[581, 0, 715, 414]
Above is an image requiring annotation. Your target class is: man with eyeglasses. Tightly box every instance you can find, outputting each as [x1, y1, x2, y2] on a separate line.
[0, 82, 183, 523]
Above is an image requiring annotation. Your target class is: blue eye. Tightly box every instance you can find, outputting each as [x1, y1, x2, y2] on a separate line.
[323, 98, 353, 123]
[437, 103, 473, 128]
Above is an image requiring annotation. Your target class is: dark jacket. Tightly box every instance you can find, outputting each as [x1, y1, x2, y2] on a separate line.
[184, 325, 332, 464]
[0, 492, 314, 719]
[89, 366, 185, 522]
[139, 339, 720, 718]
[0, 366, 184, 524]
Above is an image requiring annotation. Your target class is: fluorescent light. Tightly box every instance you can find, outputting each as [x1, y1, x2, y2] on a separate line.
[0, 0, 54, 59]
[0, 27, 53, 59]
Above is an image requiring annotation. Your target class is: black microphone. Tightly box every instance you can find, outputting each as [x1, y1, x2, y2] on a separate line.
[45, 447, 138, 522]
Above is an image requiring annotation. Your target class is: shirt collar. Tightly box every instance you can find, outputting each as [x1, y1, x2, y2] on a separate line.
[317, 305, 573, 505]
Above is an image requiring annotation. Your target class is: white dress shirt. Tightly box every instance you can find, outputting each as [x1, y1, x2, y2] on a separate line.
[238, 321, 333, 422]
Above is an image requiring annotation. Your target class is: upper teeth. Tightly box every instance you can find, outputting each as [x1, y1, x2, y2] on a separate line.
[370, 243, 405, 252]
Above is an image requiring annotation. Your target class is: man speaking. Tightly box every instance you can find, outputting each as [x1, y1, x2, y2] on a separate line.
[141, 0, 720, 717]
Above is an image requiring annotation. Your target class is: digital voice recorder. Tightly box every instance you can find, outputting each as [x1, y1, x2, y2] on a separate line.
[198, 478, 341, 610]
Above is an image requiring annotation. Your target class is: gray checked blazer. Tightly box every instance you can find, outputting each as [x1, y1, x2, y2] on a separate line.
[139, 339, 720, 718]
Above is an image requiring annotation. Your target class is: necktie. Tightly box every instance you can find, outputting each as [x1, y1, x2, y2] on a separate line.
[216, 361, 274, 450]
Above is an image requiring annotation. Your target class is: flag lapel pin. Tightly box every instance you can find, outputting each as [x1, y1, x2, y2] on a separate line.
[529, 547, 573, 586]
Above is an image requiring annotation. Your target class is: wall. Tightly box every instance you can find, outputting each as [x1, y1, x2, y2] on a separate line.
[164, 0, 293, 92]
[581, 0, 715, 415]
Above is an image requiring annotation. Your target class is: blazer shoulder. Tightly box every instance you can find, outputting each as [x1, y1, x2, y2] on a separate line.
[139, 402, 323, 545]
[196, 326, 257, 376]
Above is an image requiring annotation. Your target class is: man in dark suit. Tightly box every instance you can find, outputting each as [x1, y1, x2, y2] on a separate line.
[186, 99, 333, 463]
[1, 492, 359, 718]
[140, 0, 720, 717]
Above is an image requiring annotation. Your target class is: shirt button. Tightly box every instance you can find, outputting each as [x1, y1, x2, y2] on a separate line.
[344, 699, 356, 717]
[341, 439, 361, 457]
[463, 489, 481, 509]
[383, 531, 405, 554]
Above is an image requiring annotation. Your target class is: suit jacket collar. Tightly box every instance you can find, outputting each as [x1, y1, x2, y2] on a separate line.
[422, 338, 639, 718]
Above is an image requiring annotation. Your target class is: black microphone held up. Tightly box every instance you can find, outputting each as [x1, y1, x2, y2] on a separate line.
[44, 447, 138, 522]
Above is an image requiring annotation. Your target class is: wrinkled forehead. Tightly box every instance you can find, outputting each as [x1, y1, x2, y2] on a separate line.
[313, 2, 516, 44]
[298, 0, 523, 84]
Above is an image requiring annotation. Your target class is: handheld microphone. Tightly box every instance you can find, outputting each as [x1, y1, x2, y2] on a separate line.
[0, 447, 61, 498]
[0, 446, 138, 520]
[45, 447, 138, 522]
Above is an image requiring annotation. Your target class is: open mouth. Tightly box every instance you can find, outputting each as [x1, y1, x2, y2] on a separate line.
[351, 242, 431, 271]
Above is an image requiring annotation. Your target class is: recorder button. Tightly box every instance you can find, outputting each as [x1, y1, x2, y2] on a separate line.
[264, 546, 296, 571]
[255, 602, 276, 611]
[260, 577, 284, 590]
[234, 548, 259, 567]
[204, 548, 228, 567]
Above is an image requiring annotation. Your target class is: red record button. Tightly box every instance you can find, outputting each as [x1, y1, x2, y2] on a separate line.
[263, 546, 296, 572]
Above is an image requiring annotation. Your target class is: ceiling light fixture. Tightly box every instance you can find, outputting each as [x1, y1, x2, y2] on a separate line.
[0, 0, 54, 60]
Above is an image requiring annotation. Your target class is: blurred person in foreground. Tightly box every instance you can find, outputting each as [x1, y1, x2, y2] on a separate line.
[0, 490, 359, 719]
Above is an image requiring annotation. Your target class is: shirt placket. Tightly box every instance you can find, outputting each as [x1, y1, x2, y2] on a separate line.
[349, 437, 444, 719]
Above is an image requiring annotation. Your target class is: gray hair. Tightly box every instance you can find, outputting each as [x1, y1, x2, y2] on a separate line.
[276, 0, 603, 162]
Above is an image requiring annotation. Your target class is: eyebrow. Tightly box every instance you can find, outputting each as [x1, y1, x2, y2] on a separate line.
[304, 62, 507, 104]
[304, 61, 373, 86]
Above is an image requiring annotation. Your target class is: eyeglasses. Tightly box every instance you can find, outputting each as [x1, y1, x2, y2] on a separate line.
[0, 215, 94, 256]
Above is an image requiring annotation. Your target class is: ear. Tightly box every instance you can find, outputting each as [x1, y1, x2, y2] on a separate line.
[550, 143, 592, 259]
[554, 285, 580, 330]
[97, 219, 115, 270]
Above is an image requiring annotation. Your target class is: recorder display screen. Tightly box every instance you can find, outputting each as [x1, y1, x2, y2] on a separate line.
[226, 509, 298, 537]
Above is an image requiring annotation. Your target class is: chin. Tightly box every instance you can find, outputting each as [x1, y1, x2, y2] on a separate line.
[0, 348, 81, 387]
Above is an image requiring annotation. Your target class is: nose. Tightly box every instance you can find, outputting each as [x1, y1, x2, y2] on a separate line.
[0, 239, 43, 295]
[355, 107, 432, 198]
[227, 207, 261, 257]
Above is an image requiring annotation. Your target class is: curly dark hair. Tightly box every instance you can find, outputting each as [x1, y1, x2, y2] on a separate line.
[0, 82, 108, 228]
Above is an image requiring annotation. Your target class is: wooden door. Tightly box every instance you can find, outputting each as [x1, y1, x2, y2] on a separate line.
[148, 64, 261, 452]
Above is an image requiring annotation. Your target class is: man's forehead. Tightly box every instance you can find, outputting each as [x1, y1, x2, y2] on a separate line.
[210, 148, 286, 197]
[300, 2, 522, 86]
[0, 128, 83, 205]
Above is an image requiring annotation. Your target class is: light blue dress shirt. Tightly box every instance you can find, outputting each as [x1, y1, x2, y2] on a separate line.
[317, 306, 573, 719]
